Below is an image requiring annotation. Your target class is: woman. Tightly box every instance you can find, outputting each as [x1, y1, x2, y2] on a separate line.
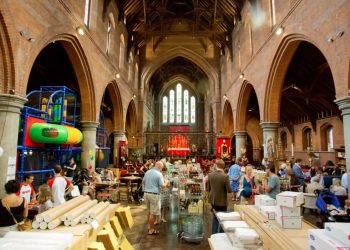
[239, 165, 258, 205]
[228, 159, 241, 201]
[330, 178, 347, 196]
[0, 179, 28, 237]
[38, 184, 53, 214]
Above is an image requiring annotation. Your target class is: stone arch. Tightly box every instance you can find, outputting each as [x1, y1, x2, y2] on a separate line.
[105, 80, 124, 130]
[236, 81, 258, 131]
[222, 100, 234, 137]
[0, 11, 15, 93]
[125, 100, 137, 137]
[24, 34, 96, 121]
[264, 34, 336, 123]
[141, 47, 219, 97]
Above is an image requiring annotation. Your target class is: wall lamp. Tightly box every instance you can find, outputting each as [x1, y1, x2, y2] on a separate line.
[239, 73, 244, 79]
[132, 94, 136, 99]
[275, 26, 284, 36]
[115, 73, 120, 79]
[76, 26, 85, 36]
[223, 94, 227, 100]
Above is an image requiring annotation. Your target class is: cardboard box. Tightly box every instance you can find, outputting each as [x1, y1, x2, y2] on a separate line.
[276, 205, 301, 217]
[276, 216, 302, 229]
[308, 229, 350, 250]
[276, 191, 304, 208]
[234, 228, 260, 245]
[255, 195, 276, 207]
[324, 223, 350, 245]
[222, 220, 249, 232]
[259, 206, 276, 220]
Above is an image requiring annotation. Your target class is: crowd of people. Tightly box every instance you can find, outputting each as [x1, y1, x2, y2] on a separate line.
[0, 154, 348, 238]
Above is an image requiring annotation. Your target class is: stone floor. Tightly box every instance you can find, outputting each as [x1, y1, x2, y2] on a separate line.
[122, 196, 319, 250]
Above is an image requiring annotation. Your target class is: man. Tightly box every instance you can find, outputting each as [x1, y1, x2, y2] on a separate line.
[143, 161, 169, 235]
[293, 158, 306, 191]
[17, 173, 36, 203]
[306, 174, 324, 194]
[208, 159, 232, 234]
[48, 165, 74, 207]
[228, 159, 241, 201]
[264, 164, 280, 199]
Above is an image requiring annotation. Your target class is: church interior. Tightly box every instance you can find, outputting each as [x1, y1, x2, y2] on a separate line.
[0, 0, 349, 249]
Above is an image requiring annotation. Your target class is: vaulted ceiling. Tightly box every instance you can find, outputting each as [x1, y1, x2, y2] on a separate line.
[116, 0, 244, 50]
[149, 56, 208, 96]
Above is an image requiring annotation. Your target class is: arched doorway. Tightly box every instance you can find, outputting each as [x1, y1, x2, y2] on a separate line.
[125, 100, 139, 162]
[236, 82, 262, 164]
[267, 38, 342, 165]
[20, 39, 94, 186]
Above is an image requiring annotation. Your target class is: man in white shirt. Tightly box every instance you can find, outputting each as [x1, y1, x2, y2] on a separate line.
[48, 165, 74, 207]
[17, 173, 36, 203]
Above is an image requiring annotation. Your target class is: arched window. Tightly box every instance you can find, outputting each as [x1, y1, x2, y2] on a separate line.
[84, 0, 91, 27]
[106, 19, 112, 55]
[190, 96, 195, 124]
[162, 96, 168, 123]
[162, 83, 195, 124]
[128, 53, 133, 81]
[169, 90, 175, 123]
[327, 126, 334, 151]
[184, 90, 189, 123]
[176, 84, 182, 123]
[119, 34, 125, 68]
[303, 128, 312, 150]
[134, 63, 139, 89]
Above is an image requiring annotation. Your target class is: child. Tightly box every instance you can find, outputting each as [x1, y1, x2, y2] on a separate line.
[38, 184, 53, 213]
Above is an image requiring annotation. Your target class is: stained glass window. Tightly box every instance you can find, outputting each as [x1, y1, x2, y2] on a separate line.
[163, 96, 168, 123]
[162, 84, 195, 124]
[169, 90, 175, 123]
[176, 84, 182, 123]
[190, 96, 195, 123]
[184, 90, 189, 123]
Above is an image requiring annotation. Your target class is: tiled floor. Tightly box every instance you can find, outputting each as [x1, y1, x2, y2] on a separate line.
[123, 196, 319, 250]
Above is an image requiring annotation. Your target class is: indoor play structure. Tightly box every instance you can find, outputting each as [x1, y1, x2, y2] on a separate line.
[17, 86, 82, 186]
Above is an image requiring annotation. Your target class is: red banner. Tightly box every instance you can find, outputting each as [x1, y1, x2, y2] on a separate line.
[168, 125, 189, 133]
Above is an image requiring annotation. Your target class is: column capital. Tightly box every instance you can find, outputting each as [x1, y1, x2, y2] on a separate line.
[234, 131, 247, 137]
[80, 121, 99, 131]
[260, 122, 280, 130]
[0, 94, 27, 114]
[113, 130, 126, 136]
[335, 96, 350, 116]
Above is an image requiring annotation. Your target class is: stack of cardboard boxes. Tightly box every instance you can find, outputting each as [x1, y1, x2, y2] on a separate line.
[276, 191, 304, 229]
[309, 223, 350, 249]
[208, 212, 261, 249]
[255, 195, 277, 220]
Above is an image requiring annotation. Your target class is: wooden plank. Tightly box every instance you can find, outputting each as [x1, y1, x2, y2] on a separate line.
[235, 205, 316, 250]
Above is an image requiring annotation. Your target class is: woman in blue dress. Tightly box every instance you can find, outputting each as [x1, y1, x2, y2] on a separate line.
[239, 165, 258, 204]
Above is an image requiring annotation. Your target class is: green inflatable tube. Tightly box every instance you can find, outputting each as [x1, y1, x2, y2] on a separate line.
[29, 123, 69, 144]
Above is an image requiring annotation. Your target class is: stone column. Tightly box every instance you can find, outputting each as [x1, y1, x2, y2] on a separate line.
[113, 130, 126, 167]
[260, 122, 280, 161]
[0, 94, 27, 197]
[335, 96, 350, 199]
[80, 121, 99, 171]
[234, 131, 247, 158]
